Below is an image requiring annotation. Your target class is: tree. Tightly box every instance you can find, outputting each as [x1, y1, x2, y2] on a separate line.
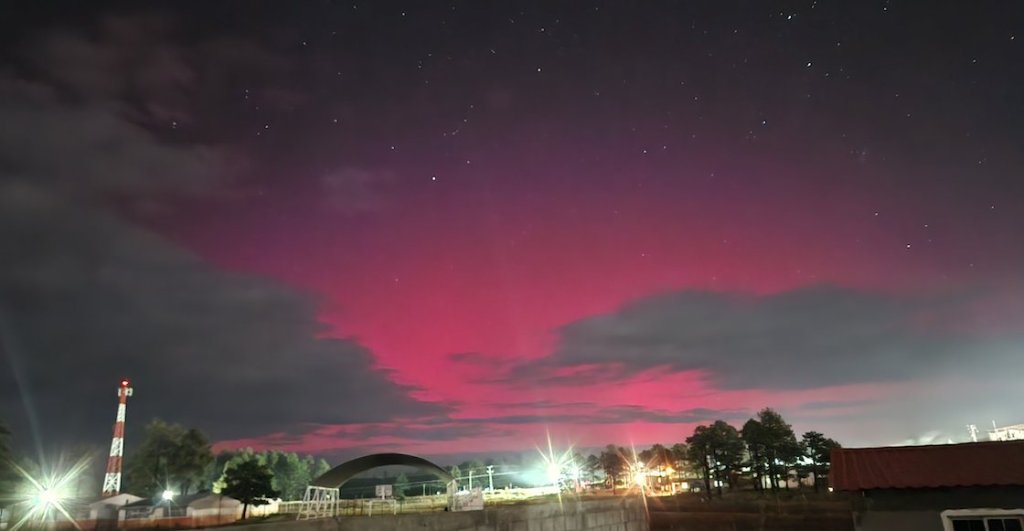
[583, 454, 601, 483]
[686, 426, 715, 495]
[802, 431, 841, 492]
[0, 422, 17, 496]
[267, 452, 306, 501]
[709, 421, 745, 496]
[173, 428, 214, 494]
[778, 438, 804, 489]
[125, 420, 214, 496]
[741, 419, 768, 491]
[687, 421, 745, 498]
[753, 408, 799, 491]
[669, 443, 689, 472]
[449, 464, 462, 483]
[209, 450, 332, 500]
[222, 460, 279, 519]
[598, 445, 626, 493]
[314, 458, 331, 478]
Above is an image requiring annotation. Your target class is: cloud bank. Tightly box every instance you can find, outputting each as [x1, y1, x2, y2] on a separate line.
[0, 15, 439, 453]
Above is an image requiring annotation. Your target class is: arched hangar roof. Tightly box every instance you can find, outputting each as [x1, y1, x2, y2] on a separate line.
[311, 453, 454, 489]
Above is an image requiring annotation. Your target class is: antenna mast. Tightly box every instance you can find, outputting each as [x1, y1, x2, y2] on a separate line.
[102, 379, 133, 496]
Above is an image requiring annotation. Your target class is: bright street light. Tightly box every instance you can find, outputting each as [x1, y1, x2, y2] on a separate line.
[162, 490, 174, 501]
[36, 489, 58, 506]
[545, 463, 561, 485]
[9, 454, 93, 531]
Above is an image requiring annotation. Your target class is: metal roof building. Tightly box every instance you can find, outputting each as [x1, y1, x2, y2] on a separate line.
[831, 441, 1024, 531]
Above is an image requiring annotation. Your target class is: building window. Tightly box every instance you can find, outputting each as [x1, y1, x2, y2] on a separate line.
[951, 517, 1023, 531]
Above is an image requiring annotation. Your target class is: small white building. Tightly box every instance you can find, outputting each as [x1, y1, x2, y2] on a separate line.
[119, 493, 242, 528]
[87, 493, 144, 522]
[185, 494, 243, 525]
[989, 423, 1024, 441]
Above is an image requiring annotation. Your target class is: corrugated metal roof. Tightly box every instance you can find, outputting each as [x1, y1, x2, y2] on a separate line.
[830, 441, 1024, 491]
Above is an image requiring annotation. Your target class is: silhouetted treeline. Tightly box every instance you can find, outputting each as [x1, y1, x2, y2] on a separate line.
[585, 408, 841, 497]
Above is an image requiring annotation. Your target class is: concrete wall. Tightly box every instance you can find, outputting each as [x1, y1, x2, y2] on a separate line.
[647, 495, 853, 531]
[210, 497, 647, 531]
[650, 511, 853, 531]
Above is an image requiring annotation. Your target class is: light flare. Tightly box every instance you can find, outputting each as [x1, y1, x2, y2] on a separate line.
[4, 454, 92, 531]
[535, 431, 579, 509]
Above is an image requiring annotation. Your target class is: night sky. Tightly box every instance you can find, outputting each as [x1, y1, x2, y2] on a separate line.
[1, 1, 1023, 462]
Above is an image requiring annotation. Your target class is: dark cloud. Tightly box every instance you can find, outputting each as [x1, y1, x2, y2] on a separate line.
[347, 423, 506, 443]
[0, 78, 222, 200]
[515, 285, 1022, 390]
[0, 17, 440, 452]
[478, 406, 746, 426]
[797, 399, 874, 411]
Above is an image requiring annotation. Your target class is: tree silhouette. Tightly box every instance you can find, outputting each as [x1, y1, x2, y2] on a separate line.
[449, 464, 462, 484]
[688, 421, 744, 497]
[0, 422, 16, 494]
[741, 418, 769, 491]
[583, 454, 601, 483]
[686, 426, 715, 495]
[802, 431, 841, 492]
[210, 450, 331, 500]
[125, 420, 213, 496]
[222, 460, 279, 519]
[754, 408, 799, 491]
[598, 445, 626, 493]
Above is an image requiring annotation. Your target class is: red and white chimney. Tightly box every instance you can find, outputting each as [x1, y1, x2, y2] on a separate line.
[101, 379, 133, 496]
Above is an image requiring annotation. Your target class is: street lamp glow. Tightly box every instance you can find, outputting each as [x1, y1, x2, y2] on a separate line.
[9, 454, 93, 531]
[546, 463, 562, 484]
[162, 490, 174, 501]
[36, 488, 58, 506]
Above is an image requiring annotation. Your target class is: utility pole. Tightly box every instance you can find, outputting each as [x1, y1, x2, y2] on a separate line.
[468, 468, 473, 489]
[486, 465, 494, 491]
[967, 424, 979, 443]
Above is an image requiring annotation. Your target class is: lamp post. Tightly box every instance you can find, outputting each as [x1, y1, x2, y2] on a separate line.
[162, 490, 174, 519]
[486, 466, 494, 492]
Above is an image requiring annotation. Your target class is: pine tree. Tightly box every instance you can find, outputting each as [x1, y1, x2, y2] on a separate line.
[222, 460, 279, 519]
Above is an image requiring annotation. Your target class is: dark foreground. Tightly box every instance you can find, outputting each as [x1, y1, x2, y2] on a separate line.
[648, 492, 854, 531]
